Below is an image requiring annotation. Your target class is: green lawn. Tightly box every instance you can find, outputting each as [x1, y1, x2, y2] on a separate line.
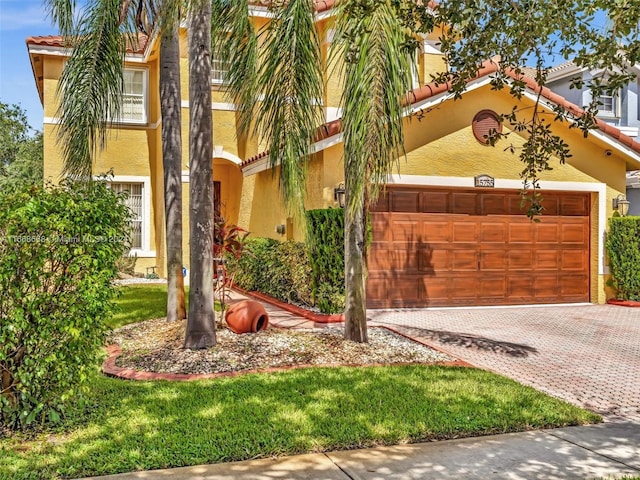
[109, 284, 174, 328]
[0, 285, 602, 479]
[1, 365, 599, 480]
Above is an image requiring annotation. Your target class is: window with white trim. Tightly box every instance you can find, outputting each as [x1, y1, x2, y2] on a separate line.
[120, 69, 147, 123]
[211, 50, 229, 85]
[597, 92, 619, 118]
[111, 182, 144, 249]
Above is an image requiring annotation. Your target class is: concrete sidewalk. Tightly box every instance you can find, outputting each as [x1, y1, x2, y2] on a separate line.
[83, 422, 640, 479]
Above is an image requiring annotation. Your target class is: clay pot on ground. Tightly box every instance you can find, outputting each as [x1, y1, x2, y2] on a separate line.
[225, 300, 269, 334]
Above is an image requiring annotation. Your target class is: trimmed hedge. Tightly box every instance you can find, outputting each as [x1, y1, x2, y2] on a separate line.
[606, 216, 640, 301]
[306, 208, 345, 313]
[226, 238, 314, 307]
[0, 179, 131, 429]
[226, 208, 347, 314]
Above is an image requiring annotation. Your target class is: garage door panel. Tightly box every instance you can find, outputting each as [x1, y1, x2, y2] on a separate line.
[537, 223, 560, 243]
[480, 276, 506, 298]
[480, 194, 507, 215]
[535, 250, 560, 270]
[480, 251, 507, 270]
[561, 251, 587, 271]
[452, 193, 477, 214]
[560, 195, 589, 216]
[507, 276, 535, 298]
[369, 248, 392, 270]
[452, 251, 477, 271]
[480, 222, 507, 243]
[390, 220, 422, 243]
[422, 191, 449, 213]
[424, 249, 449, 271]
[509, 223, 534, 243]
[534, 275, 559, 298]
[452, 222, 478, 242]
[422, 278, 450, 304]
[368, 187, 590, 307]
[561, 224, 588, 244]
[560, 275, 589, 296]
[423, 221, 451, 243]
[508, 250, 533, 270]
[391, 191, 420, 212]
[451, 277, 480, 299]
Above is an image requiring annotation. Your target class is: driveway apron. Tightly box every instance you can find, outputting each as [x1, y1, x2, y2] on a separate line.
[369, 304, 640, 422]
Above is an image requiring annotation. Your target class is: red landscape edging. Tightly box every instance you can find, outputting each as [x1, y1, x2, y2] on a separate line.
[232, 286, 345, 323]
[607, 298, 640, 307]
[102, 343, 469, 382]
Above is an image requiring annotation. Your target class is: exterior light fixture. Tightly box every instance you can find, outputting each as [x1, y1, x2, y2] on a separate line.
[613, 194, 631, 217]
[334, 183, 346, 208]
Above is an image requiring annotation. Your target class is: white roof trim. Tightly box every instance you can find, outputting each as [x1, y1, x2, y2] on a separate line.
[243, 74, 640, 177]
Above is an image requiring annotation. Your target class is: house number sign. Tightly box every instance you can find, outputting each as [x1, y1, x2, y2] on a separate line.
[474, 174, 495, 188]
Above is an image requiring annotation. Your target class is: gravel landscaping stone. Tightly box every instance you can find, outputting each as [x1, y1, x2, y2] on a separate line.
[109, 317, 457, 375]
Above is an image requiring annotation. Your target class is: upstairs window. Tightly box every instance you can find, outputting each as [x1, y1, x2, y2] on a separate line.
[211, 51, 229, 85]
[120, 69, 147, 123]
[597, 92, 619, 118]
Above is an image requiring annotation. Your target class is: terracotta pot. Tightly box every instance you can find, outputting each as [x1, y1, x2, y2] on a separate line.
[225, 300, 269, 334]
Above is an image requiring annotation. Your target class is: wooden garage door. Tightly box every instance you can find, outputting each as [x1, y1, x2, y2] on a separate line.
[367, 187, 590, 308]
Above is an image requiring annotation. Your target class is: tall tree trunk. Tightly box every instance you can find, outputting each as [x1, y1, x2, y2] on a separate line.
[160, 19, 186, 322]
[343, 181, 368, 343]
[184, 0, 215, 349]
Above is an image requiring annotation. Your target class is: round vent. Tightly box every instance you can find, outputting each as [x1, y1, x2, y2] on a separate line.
[472, 110, 502, 145]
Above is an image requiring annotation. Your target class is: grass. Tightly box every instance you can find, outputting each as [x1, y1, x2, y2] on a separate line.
[110, 285, 226, 329]
[0, 365, 600, 480]
[109, 284, 171, 328]
[0, 285, 602, 479]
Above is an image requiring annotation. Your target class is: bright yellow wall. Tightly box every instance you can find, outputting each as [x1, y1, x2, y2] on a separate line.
[213, 160, 243, 225]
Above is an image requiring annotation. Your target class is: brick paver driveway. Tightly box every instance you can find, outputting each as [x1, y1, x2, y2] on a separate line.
[369, 305, 640, 422]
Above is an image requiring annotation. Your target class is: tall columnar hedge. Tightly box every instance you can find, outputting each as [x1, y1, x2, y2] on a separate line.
[606, 216, 640, 301]
[0, 179, 131, 429]
[306, 208, 345, 313]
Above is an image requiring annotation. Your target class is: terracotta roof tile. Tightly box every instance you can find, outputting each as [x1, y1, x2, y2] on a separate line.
[241, 59, 640, 170]
[26, 33, 149, 54]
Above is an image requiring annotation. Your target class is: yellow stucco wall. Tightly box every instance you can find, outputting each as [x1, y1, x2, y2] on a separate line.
[34, 16, 632, 299]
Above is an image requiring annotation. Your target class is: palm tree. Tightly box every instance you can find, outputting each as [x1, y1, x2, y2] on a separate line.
[159, 8, 187, 322]
[217, 0, 413, 342]
[183, 0, 216, 349]
[45, 0, 187, 323]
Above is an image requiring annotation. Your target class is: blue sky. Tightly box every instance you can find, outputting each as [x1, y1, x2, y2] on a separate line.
[0, 0, 57, 132]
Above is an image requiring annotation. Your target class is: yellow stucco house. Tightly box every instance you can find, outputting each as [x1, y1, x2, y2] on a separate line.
[27, 2, 640, 308]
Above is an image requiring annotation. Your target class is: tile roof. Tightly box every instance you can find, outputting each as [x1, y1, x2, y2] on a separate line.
[249, 0, 336, 12]
[26, 33, 150, 54]
[241, 59, 640, 170]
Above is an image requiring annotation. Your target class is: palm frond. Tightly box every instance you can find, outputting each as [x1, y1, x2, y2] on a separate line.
[44, 0, 77, 38]
[55, 0, 130, 178]
[253, 0, 323, 218]
[211, 0, 258, 138]
[334, 1, 413, 215]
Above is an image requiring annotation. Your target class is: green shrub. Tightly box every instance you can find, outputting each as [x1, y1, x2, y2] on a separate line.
[226, 238, 313, 307]
[606, 216, 640, 301]
[306, 208, 345, 313]
[0, 179, 131, 429]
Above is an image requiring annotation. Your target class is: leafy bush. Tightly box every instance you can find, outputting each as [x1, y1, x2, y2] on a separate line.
[0, 179, 131, 429]
[226, 238, 313, 307]
[306, 208, 345, 313]
[606, 216, 640, 301]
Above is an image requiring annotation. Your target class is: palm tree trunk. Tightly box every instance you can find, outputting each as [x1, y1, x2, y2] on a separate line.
[344, 184, 368, 343]
[184, 0, 215, 349]
[160, 19, 186, 322]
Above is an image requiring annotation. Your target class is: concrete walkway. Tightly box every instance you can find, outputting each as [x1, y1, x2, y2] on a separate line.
[84, 422, 640, 479]
[83, 303, 640, 479]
